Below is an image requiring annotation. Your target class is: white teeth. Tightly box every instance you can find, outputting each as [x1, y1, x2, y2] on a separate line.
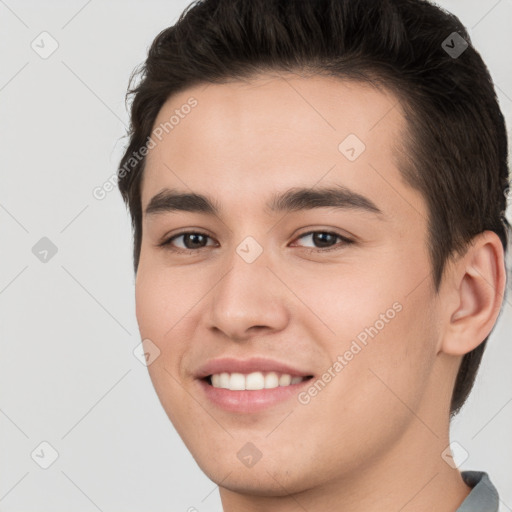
[229, 372, 246, 390]
[209, 371, 307, 390]
[264, 372, 279, 389]
[279, 374, 291, 386]
[246, 372, 265, 390]
[219, 372, 230, 389]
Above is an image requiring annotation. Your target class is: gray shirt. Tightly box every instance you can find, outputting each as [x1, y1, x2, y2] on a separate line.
[456, 471, 499, 511]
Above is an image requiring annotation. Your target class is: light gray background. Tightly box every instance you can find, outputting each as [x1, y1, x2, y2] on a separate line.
[1, 1, 511, 511]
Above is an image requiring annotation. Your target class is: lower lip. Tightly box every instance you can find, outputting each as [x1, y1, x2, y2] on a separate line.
[197, 378, 313, 413]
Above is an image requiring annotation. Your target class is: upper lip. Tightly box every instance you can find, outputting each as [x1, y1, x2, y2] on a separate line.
[194, 357, 314, 379]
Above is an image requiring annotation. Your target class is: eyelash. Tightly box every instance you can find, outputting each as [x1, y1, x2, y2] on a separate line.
[159, 230, 354, 254]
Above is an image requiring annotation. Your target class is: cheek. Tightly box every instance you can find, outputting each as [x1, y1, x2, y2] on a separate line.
[135, 259, 199, 340]
[134, 265, 191, 394]
[329, 282, 438, 421]
[316, 251, 439, 417]
[301, 296, 438, 476]
[134, 266, 198, 432]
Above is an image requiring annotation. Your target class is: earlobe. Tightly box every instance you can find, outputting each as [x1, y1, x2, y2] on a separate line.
[441, 231, 506, 356]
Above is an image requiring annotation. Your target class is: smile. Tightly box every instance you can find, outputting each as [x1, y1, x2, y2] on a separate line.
[194, 356, 315, 412]
[209, 371, 308, 390]
[198, 374, 314, 413]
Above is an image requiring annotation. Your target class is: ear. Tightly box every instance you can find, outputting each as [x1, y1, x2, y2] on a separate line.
[439, 230, 507, 356]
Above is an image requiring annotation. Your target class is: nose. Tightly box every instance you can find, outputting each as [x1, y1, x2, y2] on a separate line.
[205, 250, 290, 342]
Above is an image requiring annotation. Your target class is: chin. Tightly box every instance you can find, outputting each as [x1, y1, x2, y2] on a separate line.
[205, 465, 309, 498]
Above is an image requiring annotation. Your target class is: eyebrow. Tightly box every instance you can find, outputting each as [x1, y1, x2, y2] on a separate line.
[144, 185, 383, 218]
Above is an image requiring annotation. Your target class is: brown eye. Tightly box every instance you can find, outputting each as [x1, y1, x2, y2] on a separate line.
[161, 231, 215, 251]
[292, 231, 354, 253]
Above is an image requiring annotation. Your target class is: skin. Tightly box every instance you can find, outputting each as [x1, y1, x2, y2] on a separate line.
[135, 73, 505, 511]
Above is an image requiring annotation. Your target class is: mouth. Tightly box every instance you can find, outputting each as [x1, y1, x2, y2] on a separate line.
[198, 371, 315, 413]
[203, 371, 314, 390]
[194, 357, 315, 413]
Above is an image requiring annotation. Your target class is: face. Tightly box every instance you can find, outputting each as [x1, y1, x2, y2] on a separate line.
[135, 74, 447, 495]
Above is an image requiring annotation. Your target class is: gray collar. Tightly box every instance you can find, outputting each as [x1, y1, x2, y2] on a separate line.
[456, 471, 499, 512]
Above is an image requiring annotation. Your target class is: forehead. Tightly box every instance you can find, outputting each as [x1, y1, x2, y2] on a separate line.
[141, 73, 418, 220]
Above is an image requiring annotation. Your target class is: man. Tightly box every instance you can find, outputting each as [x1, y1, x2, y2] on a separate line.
[117, 0, 509, 510]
